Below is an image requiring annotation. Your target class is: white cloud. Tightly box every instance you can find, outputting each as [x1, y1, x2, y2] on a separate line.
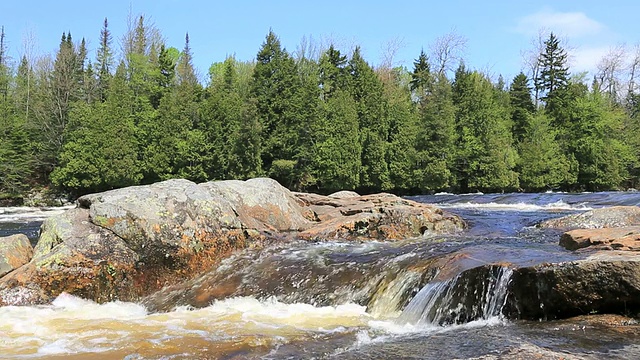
[515, 8, 605, 38]
[570, 46, 610, 74]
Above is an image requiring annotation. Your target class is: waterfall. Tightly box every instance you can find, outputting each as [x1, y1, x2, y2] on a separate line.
[396, 266, 513, 326]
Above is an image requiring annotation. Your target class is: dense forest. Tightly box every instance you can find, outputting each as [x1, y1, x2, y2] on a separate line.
[1, 16, 640, 203]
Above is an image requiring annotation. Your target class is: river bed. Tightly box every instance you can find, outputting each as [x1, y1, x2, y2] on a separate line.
[1, 192, 639, 359]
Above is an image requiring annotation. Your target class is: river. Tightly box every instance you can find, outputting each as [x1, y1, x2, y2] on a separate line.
[1, 192, 639, 359]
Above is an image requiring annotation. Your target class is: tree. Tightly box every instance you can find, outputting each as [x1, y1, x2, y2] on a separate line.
[251, 30, 304, 180]
[349, 47, 391, 191]
[410, 49, 433, 102]
[313, 90, 361, 190]
[569, 89, 632, 190]
[509, 72, 535, 143]
[96, 18, 114, 100]
[453, 65, 519, 192]
[517, 113, 573, 190]
[414, 72, 457, 191]
[429, 31, 467, 77]
[535, 33, 570, 119]
[51, 63, 141, 195]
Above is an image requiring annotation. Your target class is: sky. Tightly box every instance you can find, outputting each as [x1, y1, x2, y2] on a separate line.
[1, 0, 638, 83]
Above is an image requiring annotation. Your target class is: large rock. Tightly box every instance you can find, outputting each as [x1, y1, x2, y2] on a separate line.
[538, 206, 640, 230]
[0, 178, 463, 305]
[560, 226, 640, 251]
[505, 252, 640, 320]
[295, 192, 464, 240]
[0, 234, 33, 278]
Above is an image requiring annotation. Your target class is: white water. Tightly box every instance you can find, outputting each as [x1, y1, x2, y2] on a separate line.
[0, 293, 374, 358]
[0, 205, 74, 223]
[396, 266, 513, 326]
[436, 200, 592, 211]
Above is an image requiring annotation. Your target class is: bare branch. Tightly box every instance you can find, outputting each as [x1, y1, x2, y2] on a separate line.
[429, 30, 467, 77]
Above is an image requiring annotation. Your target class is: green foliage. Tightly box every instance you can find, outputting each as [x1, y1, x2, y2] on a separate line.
[453, 66, 519, 192]
[349, 47, 391, 191]
[517, 113, 573, 191]
[509, 72, 535, 143]
[2, 24, 640, 199]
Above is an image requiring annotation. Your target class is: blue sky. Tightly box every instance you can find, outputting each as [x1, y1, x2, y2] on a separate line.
[1, 0, 638, 82]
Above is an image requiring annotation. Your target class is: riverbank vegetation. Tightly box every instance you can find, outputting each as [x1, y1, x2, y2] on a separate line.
[1, 17, 640, 202]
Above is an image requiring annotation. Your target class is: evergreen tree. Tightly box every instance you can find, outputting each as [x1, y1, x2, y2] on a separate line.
[509, 72, 535, 143]
[318, 45, 348, 100]
[383, 66, 419, 192]
[414, 73, 457, 191]
[313, 89, 361, 190]
[251, 30, 304, 181]
[453, 65, 519, 192]
[349, 47, 391, 191]
[536, 33, 570, 120]
[410, 49, 432, 97]
[517, 113, 573, 190]
[96, 18, 114, 100]
[51, 63, 141, 194]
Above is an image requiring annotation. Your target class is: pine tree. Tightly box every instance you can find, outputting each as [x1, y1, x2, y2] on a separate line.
[51, 62, 141, 195]
[313, 89, 361, 190]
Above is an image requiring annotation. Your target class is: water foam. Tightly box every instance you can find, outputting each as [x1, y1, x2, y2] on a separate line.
[0, 205, 74, 223]
[436, 200, 592, 211]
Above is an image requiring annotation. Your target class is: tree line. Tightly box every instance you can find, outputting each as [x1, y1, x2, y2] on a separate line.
[1, 17, 640, 202]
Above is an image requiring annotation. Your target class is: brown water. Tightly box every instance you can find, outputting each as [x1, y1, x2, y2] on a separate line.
[2, 192, 640, 359]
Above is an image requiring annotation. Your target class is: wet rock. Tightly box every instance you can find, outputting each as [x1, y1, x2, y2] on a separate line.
[467, 343, 585, 360]
[538, 206, 640, 230]
[0, 234, 33, 277]
[560, 226, 640, 251]
[295, 192, 465, 241]
[0, 178, 462, 306]
[506, 252, 640, 320]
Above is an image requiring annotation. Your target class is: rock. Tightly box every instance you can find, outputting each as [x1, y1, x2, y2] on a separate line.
[505, 252, 640, 320]
[560, 226, 640, 251]
[0, 234, 33, 277]
[0, 178, 462, 306]
[201, 178, 310, 232]
[328, 190, 360, 199]
[295, 192, 465, 241]
[538, 206, 640, 230]
[466, 343, 585, 360]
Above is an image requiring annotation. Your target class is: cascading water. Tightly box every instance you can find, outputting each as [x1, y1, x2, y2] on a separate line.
[396, 266, 513, 326]
[2, 191, 640, 359]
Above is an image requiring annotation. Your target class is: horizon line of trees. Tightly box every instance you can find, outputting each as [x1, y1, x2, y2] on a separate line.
[1, 16, 640, 202]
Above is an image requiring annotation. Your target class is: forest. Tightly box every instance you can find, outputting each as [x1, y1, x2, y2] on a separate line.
[1, 16, 640, 203]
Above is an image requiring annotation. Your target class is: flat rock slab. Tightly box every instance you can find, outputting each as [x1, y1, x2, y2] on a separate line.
[295, 192, 465, 240]
[560, 226, 640, 251]
[539, 206, 640, 230]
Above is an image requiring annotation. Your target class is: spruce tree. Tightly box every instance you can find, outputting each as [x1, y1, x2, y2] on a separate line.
[536, 33, 570, 120]
[96, 18, 114, 100]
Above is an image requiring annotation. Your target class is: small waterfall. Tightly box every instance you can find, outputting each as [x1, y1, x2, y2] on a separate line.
[396, 266, 513, 326]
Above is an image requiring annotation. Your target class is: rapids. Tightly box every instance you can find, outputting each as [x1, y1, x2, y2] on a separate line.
[1, 192, 640, 359]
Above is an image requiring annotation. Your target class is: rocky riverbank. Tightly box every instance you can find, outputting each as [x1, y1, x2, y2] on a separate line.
[0, 178, 464, 306]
